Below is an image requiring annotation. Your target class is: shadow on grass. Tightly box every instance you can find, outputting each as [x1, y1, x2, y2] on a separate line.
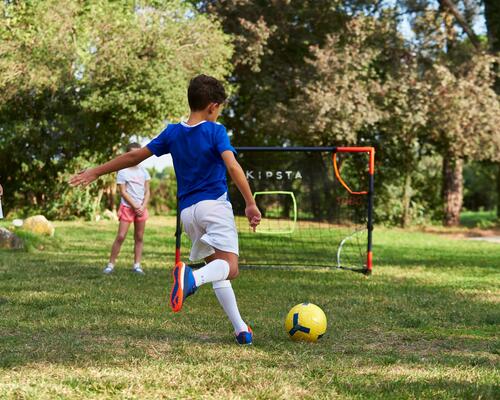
[329, 374, 499, 399]
[1, 254, 498, 371]
[1, 221, 498, 398]
[375, 241, 500, 270]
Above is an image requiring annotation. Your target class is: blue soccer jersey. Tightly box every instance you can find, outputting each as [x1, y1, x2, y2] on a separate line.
[146, 121, 236, 211]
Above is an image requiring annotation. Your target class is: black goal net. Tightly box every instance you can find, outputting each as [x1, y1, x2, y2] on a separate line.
[227, 147, 374, 274]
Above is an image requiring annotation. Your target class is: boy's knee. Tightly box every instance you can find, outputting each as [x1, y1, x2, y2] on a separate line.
[227, 264, 239, 280]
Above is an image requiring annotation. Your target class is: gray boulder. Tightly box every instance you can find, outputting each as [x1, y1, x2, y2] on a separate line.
[0, 227, 24, 249]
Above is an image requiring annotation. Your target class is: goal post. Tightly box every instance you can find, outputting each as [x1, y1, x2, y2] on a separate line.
[229, 146, 375, 274]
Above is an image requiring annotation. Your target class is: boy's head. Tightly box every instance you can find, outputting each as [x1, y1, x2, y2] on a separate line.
[188, 75, 227, 121]
[126, 142, 141, 152]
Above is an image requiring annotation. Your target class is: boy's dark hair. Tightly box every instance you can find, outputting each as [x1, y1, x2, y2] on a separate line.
[126, 142, 141, 152]
[188, 74, 227, 111]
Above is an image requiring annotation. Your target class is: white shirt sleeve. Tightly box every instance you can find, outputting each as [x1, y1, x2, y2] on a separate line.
[116, 169, 126, 184]
[144, 168, 151, 181]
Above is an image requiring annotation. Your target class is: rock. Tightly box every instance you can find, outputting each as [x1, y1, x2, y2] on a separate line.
[23, 215, 55, 237]
[103, 209, 118, 221]
[12, 219, 23, 227]
[0, 227, 24, 249]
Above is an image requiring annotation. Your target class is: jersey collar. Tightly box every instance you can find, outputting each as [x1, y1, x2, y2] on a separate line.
[181, 120, 207, 128]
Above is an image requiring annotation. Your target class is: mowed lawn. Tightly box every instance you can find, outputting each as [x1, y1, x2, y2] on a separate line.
[0, 217, 499, 399]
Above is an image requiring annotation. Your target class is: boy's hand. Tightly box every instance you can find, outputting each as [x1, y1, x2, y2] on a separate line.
[69, 169, 99, 187]
[245, 204, 261, 232]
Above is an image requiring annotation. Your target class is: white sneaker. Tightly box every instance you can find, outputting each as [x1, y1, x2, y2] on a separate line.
[103, 265, 114, 274]
[133, 266, 145, 275]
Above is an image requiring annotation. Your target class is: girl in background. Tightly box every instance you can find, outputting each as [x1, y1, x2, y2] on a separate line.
[104, 143, 150, 275]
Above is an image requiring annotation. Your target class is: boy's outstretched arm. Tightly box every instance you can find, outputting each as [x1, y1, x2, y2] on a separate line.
[69, 147, 153, 187]
[221, 150, 261, 231]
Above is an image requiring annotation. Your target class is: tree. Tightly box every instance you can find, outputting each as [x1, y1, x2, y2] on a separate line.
[425, 56, 500, 225]
[483, 0, 500, 218]
[400, 0, 500, 225]
[377, 57, 433, 227]
[191, 1, 383, 147]
[195, 0, 500, 226]
[0, 0, 233, 217]
[292, 17, 384, 146]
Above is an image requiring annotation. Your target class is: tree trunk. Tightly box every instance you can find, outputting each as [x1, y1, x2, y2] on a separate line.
[103, 182, 117, 212]
[484, 0, 500, 219]
[484, 0, 500, 56]
[440, 0, 481, 49]
[109, 182, 117, 212]
[497, 164, 500, 219]
[401, 171, 412, 228]
[443, 157, 463, 226]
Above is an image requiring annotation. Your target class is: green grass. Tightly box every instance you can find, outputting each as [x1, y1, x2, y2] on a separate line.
[234, 216, 368, 268]
[460, 210, 499, 229]
[0, 217, 499, 399]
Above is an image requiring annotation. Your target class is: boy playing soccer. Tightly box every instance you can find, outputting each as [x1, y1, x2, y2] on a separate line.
[70, 74, 261, 344]
[104, 142, 150, 275]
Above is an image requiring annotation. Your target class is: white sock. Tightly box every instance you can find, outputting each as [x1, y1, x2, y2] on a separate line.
[133, 263, 141, 269]
[193, 259, 229, 287]
[212, 280, 248, 334]
[107, 262, 114, 269]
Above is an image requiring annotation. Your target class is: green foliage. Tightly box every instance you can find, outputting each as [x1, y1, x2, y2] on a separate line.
[0, 0, 233, 216]
[463, 162, 499, 211]
[5, 154, 109, 221]
[376, 155, 443, 226]
[425, 55, 500, 162]
[147, 167, 177, 215]
[295, 17, 385, 145]
[460, 209, 499, 228]
[1, 0, 499, 226]
[11, 228, 59, 253]
[196, 0, 500, 227]
[195, 1, 355, 147]
[45, 155, 109, 221]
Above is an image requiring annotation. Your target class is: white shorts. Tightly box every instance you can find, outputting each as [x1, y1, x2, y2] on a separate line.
[180, 194, 239, 262]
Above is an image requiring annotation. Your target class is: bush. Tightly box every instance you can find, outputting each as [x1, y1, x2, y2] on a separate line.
[375, 155, 442, 226]
[148, 167, 177, 215]
[463, 162, 498, 212]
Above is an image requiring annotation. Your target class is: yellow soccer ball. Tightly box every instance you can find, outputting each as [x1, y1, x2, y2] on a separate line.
[285, 303, 327, 342]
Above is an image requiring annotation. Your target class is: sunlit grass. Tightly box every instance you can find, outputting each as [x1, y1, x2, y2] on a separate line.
[0, 217, 499, 399]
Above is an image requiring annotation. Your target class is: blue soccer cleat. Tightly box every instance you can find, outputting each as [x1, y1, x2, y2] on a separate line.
[170, 262, 197, 312]
[235, 326, 253, 345]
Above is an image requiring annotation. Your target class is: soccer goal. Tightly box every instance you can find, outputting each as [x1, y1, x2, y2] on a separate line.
[228, 146, 374, 274]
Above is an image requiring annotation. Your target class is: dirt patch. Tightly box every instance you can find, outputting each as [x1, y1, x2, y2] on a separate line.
[467, 236, 500, 244]
[421, 226, 500, 241]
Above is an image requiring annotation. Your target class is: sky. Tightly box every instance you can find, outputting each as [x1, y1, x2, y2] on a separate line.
[139, 137, 173, 170]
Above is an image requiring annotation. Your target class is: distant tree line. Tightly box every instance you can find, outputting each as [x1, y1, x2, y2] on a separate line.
[0, 0, 232, 219]
[190, 0, 500, 227]
[1, 0, 499, 227]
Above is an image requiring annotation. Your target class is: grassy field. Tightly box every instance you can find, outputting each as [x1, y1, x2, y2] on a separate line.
[0, 217, 499, 399]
